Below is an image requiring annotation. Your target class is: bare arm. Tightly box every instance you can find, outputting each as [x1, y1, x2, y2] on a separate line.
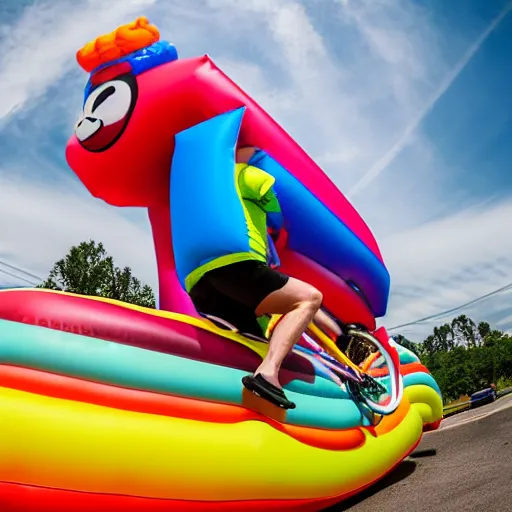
[236, 146, 257, 163]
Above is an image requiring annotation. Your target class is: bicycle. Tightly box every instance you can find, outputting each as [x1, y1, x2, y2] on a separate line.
[300, 320, 403, 419]
[200, 312, 404, 422]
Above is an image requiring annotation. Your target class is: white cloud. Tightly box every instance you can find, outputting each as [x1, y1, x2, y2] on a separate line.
[387, 285, 512, 341]
[0, 172, 157, 289]
[152, 0, 449, 186]
[347, 0, 512, 198]
[1, 0, 511, 342]
[0, 0, 157, 120]
[380, 199, 512, 339]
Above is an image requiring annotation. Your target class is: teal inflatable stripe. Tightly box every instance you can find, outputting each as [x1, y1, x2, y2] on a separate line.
[398, 350, 420, 365]
[375, 370, 442, 400]
[403, 371, 442, 397]
[393, 343, 421, 365]
[371, 346, 420, 370]
[0, 319, 370, 430]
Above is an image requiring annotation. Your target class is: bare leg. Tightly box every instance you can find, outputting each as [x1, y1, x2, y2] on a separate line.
[312, 309, 342, 339]
[253, 277, 322, 389]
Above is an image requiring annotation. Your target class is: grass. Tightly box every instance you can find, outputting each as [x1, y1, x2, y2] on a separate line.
[443, 395, 471, 416]
[496, 376, 512, 391]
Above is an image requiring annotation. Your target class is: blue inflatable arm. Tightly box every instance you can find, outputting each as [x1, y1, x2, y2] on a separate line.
[265, 198, 284, 232]
[248, 149, 284, 233]
[267, 232, 281, 268]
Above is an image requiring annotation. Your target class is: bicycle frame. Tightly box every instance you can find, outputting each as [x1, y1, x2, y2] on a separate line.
[200, 311, 403, 416]
[305, 322, 403, 416]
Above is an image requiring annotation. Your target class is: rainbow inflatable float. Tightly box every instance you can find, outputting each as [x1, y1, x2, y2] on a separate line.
[0, 17, 443, 512]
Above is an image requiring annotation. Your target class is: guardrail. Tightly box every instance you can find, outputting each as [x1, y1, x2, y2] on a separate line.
[497, 387, 512, 398]
[442, 387, 512, 418]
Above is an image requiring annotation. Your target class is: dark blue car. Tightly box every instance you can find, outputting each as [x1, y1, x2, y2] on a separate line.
[470, 387, 497, 408]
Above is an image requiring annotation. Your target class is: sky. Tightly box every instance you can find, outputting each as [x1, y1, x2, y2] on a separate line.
[0, 0, 511, 342]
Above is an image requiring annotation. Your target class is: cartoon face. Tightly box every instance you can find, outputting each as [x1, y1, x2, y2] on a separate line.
[66, 58, 188, 208]
[65, 19, 188, 208]
[66, 22, 251, 208]
[75, 74, 138, 153]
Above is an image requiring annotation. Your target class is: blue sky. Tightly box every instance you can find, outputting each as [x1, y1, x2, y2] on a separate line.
[0, 0, 511, 341]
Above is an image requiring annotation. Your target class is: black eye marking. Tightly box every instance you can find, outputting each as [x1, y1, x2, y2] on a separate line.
[78, 73, 138, 153]
[92, 86, 116, 113]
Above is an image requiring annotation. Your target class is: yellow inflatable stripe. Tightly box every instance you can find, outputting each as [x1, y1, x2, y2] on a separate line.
[404, 384, 443, 424]
[0, 387, 423, 501]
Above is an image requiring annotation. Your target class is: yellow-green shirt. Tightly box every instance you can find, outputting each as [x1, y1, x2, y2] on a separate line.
[185, 163, 281, 292]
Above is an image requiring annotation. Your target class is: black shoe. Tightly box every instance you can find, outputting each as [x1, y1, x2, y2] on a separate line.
[242, 374, 296, 410]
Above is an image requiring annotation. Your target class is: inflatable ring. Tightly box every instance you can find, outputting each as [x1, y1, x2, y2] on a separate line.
[0, 288, 443, 511]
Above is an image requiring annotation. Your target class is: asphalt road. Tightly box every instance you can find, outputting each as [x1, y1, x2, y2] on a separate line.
[326, 394, 512, 512]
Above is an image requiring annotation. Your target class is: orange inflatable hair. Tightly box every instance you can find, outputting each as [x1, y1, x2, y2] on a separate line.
[77, 16, 160, 72]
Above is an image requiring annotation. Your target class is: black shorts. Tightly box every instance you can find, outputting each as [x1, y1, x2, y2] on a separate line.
[189, 260, 289, 337]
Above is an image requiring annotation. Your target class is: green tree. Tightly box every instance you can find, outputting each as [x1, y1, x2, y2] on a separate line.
[38, 240, 156, 309]
[452, 314, 480, 348]
[422, 322, 454, 356]
[478, 321, 491, 341]
[418, 315, 512, 403]
[393, 334, 421, 356]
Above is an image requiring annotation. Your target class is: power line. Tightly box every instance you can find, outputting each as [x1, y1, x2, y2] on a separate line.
[388, 281, 512, 331]
[0, 268, 39, 286]
[1, 254, 511, 332]
[0, 259, 43, 281]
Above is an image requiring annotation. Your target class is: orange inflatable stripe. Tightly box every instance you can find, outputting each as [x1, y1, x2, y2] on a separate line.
[0, 365, 365, 452]
[0, 364, 245, 422]
[400, 362, 430, 375]
[77, 16, 160, 72]
[369, 398, 410, 436]
[371, 362, 429, 379]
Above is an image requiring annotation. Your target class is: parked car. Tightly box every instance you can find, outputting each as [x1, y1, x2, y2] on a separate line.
[470, 386, 497, 409]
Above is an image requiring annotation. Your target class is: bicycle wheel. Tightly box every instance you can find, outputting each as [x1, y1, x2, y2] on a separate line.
[346, 380, 384, 426]
[345, 329, 403, 416]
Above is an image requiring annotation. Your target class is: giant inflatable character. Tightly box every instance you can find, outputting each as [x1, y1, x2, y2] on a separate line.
[0, 17, 443, 512]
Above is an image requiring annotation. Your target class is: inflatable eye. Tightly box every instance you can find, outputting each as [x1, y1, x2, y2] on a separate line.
[75, 74, 138, 152]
